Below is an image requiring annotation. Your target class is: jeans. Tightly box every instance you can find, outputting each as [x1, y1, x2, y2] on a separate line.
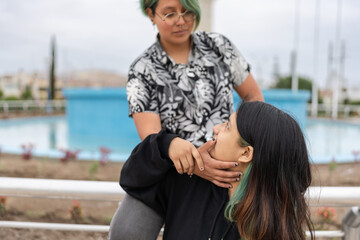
[108, 194, 164, 240]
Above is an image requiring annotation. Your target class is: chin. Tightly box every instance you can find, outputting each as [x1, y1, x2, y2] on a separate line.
[209, 149, 218, 160]
[209, 149, 214, 158]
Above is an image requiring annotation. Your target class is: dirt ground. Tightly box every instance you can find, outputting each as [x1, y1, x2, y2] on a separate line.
[0, 153, 359, 239]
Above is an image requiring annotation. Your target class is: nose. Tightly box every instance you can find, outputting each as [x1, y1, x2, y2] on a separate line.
[213, 122, 225, 135]
[176, 14, 186, 25]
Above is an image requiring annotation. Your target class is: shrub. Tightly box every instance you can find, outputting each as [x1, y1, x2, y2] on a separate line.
[21, 143, 34, 160]
[99, 146, 111, 165]
[0, 196, 7, 216]
[317, 207, 336, 224]
[69, 200, 82, 223]
[59, 149, 81, 163]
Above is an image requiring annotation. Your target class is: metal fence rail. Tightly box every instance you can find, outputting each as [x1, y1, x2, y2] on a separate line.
[1, 177, 359, 204]
[0, 100, 66, 114]
[0, 221, 347, 238]
[1, 177, 359, 238]
[309, 103, 360, 117]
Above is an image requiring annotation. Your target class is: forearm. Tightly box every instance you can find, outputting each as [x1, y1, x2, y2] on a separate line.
[235, 73, 264, 102]
[120, 129, 178, 190]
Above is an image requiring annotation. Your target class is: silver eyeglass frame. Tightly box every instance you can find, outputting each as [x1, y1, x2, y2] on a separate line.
[155, 10, 195, 25]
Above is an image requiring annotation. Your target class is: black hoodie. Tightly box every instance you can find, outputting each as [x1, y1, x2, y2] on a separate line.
[120, 129, 241, 240]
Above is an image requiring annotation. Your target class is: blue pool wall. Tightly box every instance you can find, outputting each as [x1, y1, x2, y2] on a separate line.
[234, 89, 310, 129]
[62, 88, 140, 152]
[63, 88, 310, 148]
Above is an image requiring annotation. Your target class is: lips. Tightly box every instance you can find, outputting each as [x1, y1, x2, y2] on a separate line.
[173, 29, 188, 35]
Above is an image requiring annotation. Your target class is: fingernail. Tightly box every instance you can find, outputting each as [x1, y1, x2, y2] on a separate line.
[238, 173, 242, 177]
[234, 163, 238, 167]
[235, 178, 240, 182]
[200, 167, 204, 171]
[228, 186, 232, 189]
[212, 137, 215, 141]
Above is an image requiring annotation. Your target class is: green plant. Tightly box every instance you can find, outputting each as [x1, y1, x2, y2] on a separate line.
[103, 215, 113, 225]
[4, 96, 19, 101]
[0, 196, 7, 216]
[0, 88, 3, 99]
[327, 159, 337, 184]
[328, 160, 337, 172]
[89, 161, 99, 180]
[69, 200, 82, 223]
[21, 86, 33, 100]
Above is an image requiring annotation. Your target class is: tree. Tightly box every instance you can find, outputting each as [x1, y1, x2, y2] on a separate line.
[271, 75, 322, 103]
[48, 36, 56, 100]
[0, 88, 3, 99]
[271, 75, 312, 91]
[21, 86, 33, 100]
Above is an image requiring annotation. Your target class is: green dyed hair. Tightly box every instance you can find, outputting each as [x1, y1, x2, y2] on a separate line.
[139, 0, 201, 29]
[225, 163, 252, 222]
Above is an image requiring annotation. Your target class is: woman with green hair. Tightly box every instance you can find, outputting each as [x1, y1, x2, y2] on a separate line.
[109, 0, 263, 239]
[120, 101, 314, 239]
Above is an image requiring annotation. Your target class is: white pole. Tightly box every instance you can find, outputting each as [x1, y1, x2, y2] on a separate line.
[311, 0, 321, 117]
[332, 0, 343, 119]
[198, 0, 213, 32]
[291, 0, 300, 92]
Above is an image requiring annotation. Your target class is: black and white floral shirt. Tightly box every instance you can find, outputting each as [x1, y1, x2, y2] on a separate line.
[127, 31, 250, 147]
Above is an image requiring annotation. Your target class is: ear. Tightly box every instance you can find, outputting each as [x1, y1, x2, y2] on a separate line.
[145, 8, 155, 24]
[238, 146, 253, 163]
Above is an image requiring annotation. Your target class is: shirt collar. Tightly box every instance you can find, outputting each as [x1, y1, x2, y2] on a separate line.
[153, 33, 199, 67]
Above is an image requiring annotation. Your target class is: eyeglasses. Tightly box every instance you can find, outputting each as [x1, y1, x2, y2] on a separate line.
[156, 10, 195, 26]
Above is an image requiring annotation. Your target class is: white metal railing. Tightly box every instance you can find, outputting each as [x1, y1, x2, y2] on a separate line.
[0, 100, 66, 114]
[1, 177, 359, 204]
[0, 221, 109, 232]
[0, 177, 123, 201]
[0, 221, 346, 238]
[0, 177, 359, 238]
[309, 103, 360, 118]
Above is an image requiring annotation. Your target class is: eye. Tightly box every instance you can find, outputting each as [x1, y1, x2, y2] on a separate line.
[164, 12, 176, 19]
[183, 11, 195, 17]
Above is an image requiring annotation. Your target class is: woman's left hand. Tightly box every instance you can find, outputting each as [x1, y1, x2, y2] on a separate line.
[168, 137, 204, 175]
[194, 140, 242, 188]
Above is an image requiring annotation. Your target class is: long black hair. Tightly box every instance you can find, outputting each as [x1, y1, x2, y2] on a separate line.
[226, 101, 314, 240]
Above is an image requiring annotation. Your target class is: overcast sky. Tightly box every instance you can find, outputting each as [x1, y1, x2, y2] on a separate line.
[0, 0, 359, 88]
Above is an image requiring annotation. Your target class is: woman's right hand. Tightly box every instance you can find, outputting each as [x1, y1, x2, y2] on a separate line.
[194, 140, 242, 188]
[168, 137, 204, 175]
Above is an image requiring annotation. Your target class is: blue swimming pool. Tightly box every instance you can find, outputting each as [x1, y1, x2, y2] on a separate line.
[0, 116, 359, 163]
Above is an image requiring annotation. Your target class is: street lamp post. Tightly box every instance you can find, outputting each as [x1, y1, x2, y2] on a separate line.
[332, 0, 343, 119]
[291, 0, 300, 93]
[311, 0, 321, 117]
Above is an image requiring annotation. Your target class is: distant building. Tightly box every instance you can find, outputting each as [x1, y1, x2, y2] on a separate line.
[63, 70, 127, 88]
[345, 86, 360, 101]
[319, 85, 360, 105]
[0, 70, 44, 99]
[0, 69, 127, 100]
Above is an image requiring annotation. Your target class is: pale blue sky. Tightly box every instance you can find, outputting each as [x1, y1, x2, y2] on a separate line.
[0, 0, 359, 88]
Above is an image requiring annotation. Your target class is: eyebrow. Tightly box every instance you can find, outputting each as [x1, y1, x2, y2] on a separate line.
[159, 6, 185, 12]
[160, 6, 177, 11]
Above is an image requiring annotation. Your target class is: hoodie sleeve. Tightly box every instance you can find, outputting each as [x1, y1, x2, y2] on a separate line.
[120, 129, 178, 216]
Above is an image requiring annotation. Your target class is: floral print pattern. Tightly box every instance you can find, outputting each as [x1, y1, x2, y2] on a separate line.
[127, 32, 250, 147]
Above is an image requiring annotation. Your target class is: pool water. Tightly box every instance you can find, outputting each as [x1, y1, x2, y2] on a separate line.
[0, 116, 359, 163]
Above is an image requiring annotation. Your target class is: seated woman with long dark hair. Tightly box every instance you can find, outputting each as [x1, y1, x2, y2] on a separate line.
[120, 101, 314, 240]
